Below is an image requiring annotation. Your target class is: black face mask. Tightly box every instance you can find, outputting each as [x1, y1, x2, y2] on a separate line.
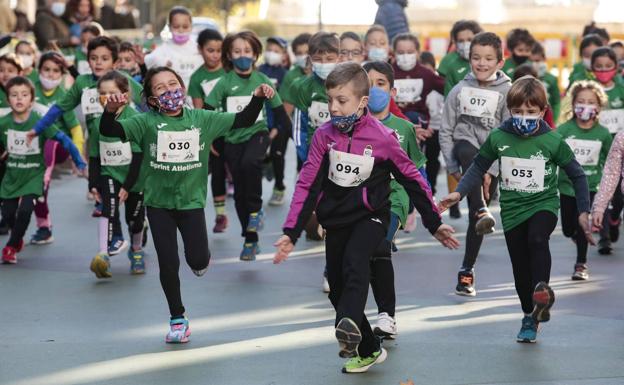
[513, 54, 530, 65]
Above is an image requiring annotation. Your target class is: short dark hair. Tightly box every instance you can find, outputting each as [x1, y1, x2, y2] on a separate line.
[308, 31, 339, 56]
[580, 34, 605, 55]
[292, 33, 312, 52]
[222, 30, 263, 71]
[119, 41, 135, 54]
[363, 60, 395, 88]
[610, 41, 624, 50]
[326, 62, 370, 98]
[88, 36, 119, 62]
[420, 51, 436, 68]
[591, 46, 617, 68]
[531, 42, 545, 58]
[0, 53, 23, 72]
[168, 6, 192, 25]
[512, 63, 537, 82]
[97, 70, 130, 94]
[470, 32, 503, 61]
[197, 28, 223, 48]
[392, 32, 420, 52]
[5, 76, 34, 101]
[38, 51, 68, 73]
[507, 75, 547, 110]
[582, 22, 610, 42]
[142, 67, 185, 110]
[450, 20, 483, 42]
[506, 28, 535, 51]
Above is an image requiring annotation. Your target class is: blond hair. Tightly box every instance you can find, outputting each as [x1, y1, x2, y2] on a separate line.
[561, 80, 608, 122]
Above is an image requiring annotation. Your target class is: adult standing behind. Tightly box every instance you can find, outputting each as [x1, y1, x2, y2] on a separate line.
[373, 0, 409, 44]
[100, 0, 136, 30]
[62, 0, 96, 43]
[33, 1, 78, 51]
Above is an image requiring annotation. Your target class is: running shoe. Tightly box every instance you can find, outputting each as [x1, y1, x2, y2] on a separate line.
[516, 315, 538, 343]
[449, 204, 461, 219]
[240, 242, 260, 261]
[246, 210, 264, 233]
[571, 263, 589, 281]
[373, 312, 397, 340]
[213, 214, 228, 233]
[1, 245, 17, 264]
[30, 227, 54, 245]
[609, 217, 620, 242]
[531, 281, 555, 323]
[108, 236, 128, 256]
[165, 317, 191, 343]
[335, 317, 362, 358]
[475, 207, 495, 235]
[90, 253, 111, 278]
[598, 237, 612, 255]
[128, 249, 145, 275]
[455, 269, 476, 297]
[342, 348, 387, 373]
[268, 188, 285, 206]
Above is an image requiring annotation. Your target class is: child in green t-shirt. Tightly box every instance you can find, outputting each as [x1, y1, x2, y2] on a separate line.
[502, 28, 536, 78]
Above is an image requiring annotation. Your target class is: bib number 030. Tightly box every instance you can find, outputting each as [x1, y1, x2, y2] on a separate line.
[157, 130, 200, 163]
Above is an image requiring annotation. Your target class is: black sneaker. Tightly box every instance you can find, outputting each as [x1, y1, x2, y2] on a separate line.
[30, 227, 54, 245]
[449, 204, 461, 219]
[455, 269, 476, 297]
[335, 318, 362, 358]
[598, 237, 612, 255]
[531, 282, 555, 323]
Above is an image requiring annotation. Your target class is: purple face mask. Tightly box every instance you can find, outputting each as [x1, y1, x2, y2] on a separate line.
[154, 88, 185, 113]
[172, 32, 191, 45]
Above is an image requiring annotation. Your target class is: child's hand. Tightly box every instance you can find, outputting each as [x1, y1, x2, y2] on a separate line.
[438, 192, 461, 213]
[105, 94, 128, 112]
[433, 224, 460, 249]
[26, 129, 37, 145]
[592, 210, 603, 231]
[118, 187, 128, 203]
[579, 212, 596, 246]
[254, 84, 275, 99]
[132, 44, 145, 65]
[273, 234, 294, 264]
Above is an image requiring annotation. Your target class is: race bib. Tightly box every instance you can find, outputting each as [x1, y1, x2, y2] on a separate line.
[458, 87, 499, 119]
[201, 78, 220, 98]
[599, 109, 624, 134]
[226, 96, 262, 122]
[309, 101, 330, 128]
[33, 102, 50, 116]
[99, 141, 132, 166]
[394, 78, 423, 103]
[500, 156, 545, 193]
[156, 130, 200, 163]
[328, 149, 374, 187]
[77, 60, 92, 75]
[7, 129, 39, 155]
[566, 138, 602, 166]
[81, 88, 103, 116]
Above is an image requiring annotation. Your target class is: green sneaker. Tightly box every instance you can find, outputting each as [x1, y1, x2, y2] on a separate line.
[342, 348, 387, 373]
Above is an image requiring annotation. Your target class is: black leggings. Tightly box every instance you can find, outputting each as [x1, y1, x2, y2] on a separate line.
[146, 207, 210, 319]
[210, 137, 227, 198]
[100, 176, 145, 238]
[2, 194, 37, 247]
[504, 211, 557, 314]
[422, 130, 440, 195]
[454, 140, 498, 270]
[325, 217, 386, 357]
[270, 129, 289, 191]
[224, 131, 270, 243]
[560, 193, 609, 264]
[370, 212, 400, 317]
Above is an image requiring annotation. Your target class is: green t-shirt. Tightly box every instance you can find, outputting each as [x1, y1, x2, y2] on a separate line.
[205, 70, 281, 144]
[605, 84, 624, 109]
[502, 58, 521, 78]
[557, 119, 612, 196]
[480, 127, 575, 231]
[26, 69, 39, 84]
[0, 88, 9, 116]
[0, 111, 59, 199]
[119, 107, 236, 209]
[34, 80, 80, 136]
[381, 113, 427, 225]
[92, 107, 143, 192]
[438, 52, 471, 97]
[541, 72, 561, 123]
[187, 66, 226, 103]
[289, 74, 329, 142]
[279, 66, 306, 104]
[567, 62, 593, 89]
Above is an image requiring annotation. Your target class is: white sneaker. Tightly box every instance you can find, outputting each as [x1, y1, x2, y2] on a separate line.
[322, 276, 330, 293]
[373, 312, 397, 339]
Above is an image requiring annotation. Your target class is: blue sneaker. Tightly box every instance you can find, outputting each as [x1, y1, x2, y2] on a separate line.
[30, 227, 54, 245]
[128, 249, 145, 275]
[246, 209, 264, 233]
[240, 242, 260, 261]
[165, 317, 191, 343]
[108, 236, 128, 256]
[516, 315, 538, 343]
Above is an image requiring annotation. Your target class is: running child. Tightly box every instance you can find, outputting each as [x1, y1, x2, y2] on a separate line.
[568, 34, 604, 89]
[365, 25, 391, 63]
[274, 62, 459, 373]
[439, 75, 594, 343]
[438, 20, 483, 97]
[502, 28, 536, 78]
[15, 40, 38, 84]
[100, 66, 274, 343]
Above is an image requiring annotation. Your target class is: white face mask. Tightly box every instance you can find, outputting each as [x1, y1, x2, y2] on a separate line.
[264, 51, 282, 66]
[312, 62, 336, 80]
[456, 41, 471, 60]
[294, 54, 308, 69]
[534, 61, 548, 77]
[50, 2, 65, 17]
[368, 47, 388, 62]
[396, 53, 417, 71]
[18, 54, 33, 69]
[39, 74, 62, 90]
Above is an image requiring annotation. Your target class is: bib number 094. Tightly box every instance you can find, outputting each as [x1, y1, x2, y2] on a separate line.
[335, 163, 359, 174]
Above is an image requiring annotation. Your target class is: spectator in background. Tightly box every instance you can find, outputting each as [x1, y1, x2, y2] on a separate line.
[0, 0, 16, 35]
[100, 0, 137, 30]
[374, 0, 409, 43]
[62, 0, 97, 41]
[34, 0, 76, 51]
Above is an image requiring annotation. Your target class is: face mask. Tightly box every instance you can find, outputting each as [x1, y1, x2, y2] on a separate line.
[312, 62, 336, 80]
[232, 56, 254, 71]
[264, 51, 282, 66]
[368, 86, 390, 113]
[534, 61, 547, 77]
[574, 103, 598, 121]
[594, 68, 618, 84]
[331, 99, 365, 133]
[582, 57, 592, 70]
[294, 54, 308, 69]
[456, 41, 471, 60]
[39, 75, 62, 90]
[154, 88, 185, 113]
[511, 114, 541, 136]
[50, 2, 65, 17]
[18, 54, 33, 69]
[171, 32, 191, 45]
[368, 47, 388, 62]
[396, 53, 417, 71]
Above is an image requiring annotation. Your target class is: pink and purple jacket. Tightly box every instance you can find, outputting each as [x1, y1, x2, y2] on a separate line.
[593, 131, 624, 214]
[282, 109, 441, 244]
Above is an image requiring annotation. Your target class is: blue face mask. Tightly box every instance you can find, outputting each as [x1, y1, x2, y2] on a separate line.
[331, 99, 365, 133]
[367, 86, 390, 113]
[368, 47, 388, 62]
[511, 114, 541, 136]
[233, 56, 254, 71]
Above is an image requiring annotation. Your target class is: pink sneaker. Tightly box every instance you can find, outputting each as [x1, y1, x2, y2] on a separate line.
[2, 245, 17, 264]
